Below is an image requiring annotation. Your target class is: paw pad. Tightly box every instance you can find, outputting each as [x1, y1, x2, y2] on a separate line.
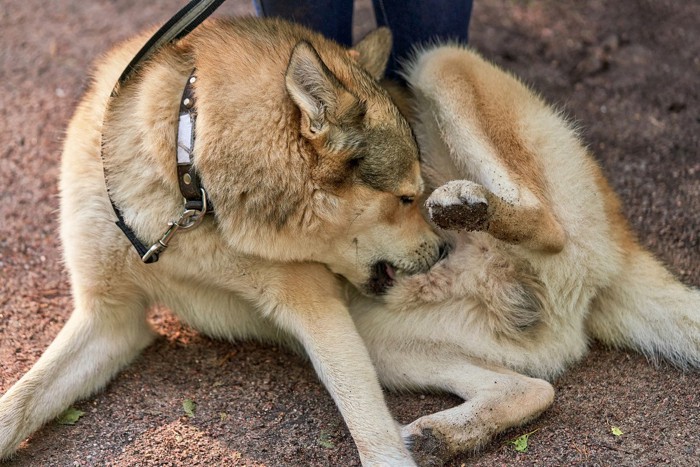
[428, 198, 488, 231]
[405, 427, 451, 466]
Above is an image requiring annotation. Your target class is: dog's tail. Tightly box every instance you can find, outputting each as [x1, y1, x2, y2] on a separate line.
[586, 247, 700, 368]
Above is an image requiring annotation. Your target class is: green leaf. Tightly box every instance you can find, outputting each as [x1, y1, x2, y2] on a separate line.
[510, 429, 539, 453]
[512, 435, 529, 453]
[318, 430, 335, 449]
[57, 407, 85, 425]
[183, 399, 196, 418]
[611, 426, 623, 437]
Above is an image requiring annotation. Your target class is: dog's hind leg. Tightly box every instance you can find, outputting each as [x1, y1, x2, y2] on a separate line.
[406, 46, 566, 253]
[0, 293, 153, 459]
[426, 179, 566, 254]
[377, 350, 553, 461]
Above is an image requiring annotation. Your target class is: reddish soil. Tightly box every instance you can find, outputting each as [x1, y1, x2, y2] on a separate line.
[1, 0, 698, 465]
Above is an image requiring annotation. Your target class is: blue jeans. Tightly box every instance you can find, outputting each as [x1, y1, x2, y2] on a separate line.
[253, 0, 473, 80]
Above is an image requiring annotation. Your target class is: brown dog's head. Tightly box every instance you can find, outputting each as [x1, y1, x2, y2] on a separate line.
[283, 29, 443, 294]
[193, 21, 442, 295]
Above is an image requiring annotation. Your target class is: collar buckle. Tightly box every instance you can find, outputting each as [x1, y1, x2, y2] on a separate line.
[141, 188, 209, 263]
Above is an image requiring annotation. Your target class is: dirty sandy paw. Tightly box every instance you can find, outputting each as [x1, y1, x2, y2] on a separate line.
[403, 425, 451, 467]
[426, 180, 489, 231]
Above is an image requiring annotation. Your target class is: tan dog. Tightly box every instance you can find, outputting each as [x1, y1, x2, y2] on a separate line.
[349, 44, 700, 461]
[0, 19, 443, 465]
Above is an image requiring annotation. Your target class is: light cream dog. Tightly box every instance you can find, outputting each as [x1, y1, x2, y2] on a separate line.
[349, 44, 700, 461]
[0, 18, 443, 466]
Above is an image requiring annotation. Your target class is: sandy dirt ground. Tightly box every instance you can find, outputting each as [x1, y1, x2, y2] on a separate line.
[1, 0, 698, 465]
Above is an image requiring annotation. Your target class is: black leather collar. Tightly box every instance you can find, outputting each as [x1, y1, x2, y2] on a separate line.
[100, 0, 226, 263]
[176, 70, 212, 214]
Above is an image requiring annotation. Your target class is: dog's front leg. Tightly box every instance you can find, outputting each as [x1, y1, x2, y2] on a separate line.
[0, 293, 154, 459]
[247, 262, 415, 466]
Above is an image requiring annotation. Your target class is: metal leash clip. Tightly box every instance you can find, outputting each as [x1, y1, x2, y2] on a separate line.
[141, 188, 209, 263]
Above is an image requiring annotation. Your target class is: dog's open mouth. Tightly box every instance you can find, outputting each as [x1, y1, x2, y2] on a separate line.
[366, 261, 398, 295]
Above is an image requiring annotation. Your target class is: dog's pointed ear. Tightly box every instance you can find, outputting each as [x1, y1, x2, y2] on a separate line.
[350, 27, 393, 80]
[286, 41, 342, 140]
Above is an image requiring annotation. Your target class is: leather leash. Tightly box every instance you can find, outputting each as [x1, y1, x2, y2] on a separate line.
[101, 0, 226, 264]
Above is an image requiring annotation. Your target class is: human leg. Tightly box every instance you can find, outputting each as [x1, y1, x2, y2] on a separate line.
[253, 0, 355, 46]
[372, 0, 473, 79]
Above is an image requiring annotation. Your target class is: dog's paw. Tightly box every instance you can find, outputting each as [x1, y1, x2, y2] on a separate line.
[403, 425, 451, 466]
[403, 410, 499, 460]
[426, 180, 489, 231]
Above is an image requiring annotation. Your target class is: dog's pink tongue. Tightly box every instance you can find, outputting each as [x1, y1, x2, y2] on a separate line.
[385, 263, 396, 281]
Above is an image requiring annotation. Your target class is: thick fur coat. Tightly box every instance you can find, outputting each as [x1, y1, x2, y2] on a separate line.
[349, 44, 700, 459]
